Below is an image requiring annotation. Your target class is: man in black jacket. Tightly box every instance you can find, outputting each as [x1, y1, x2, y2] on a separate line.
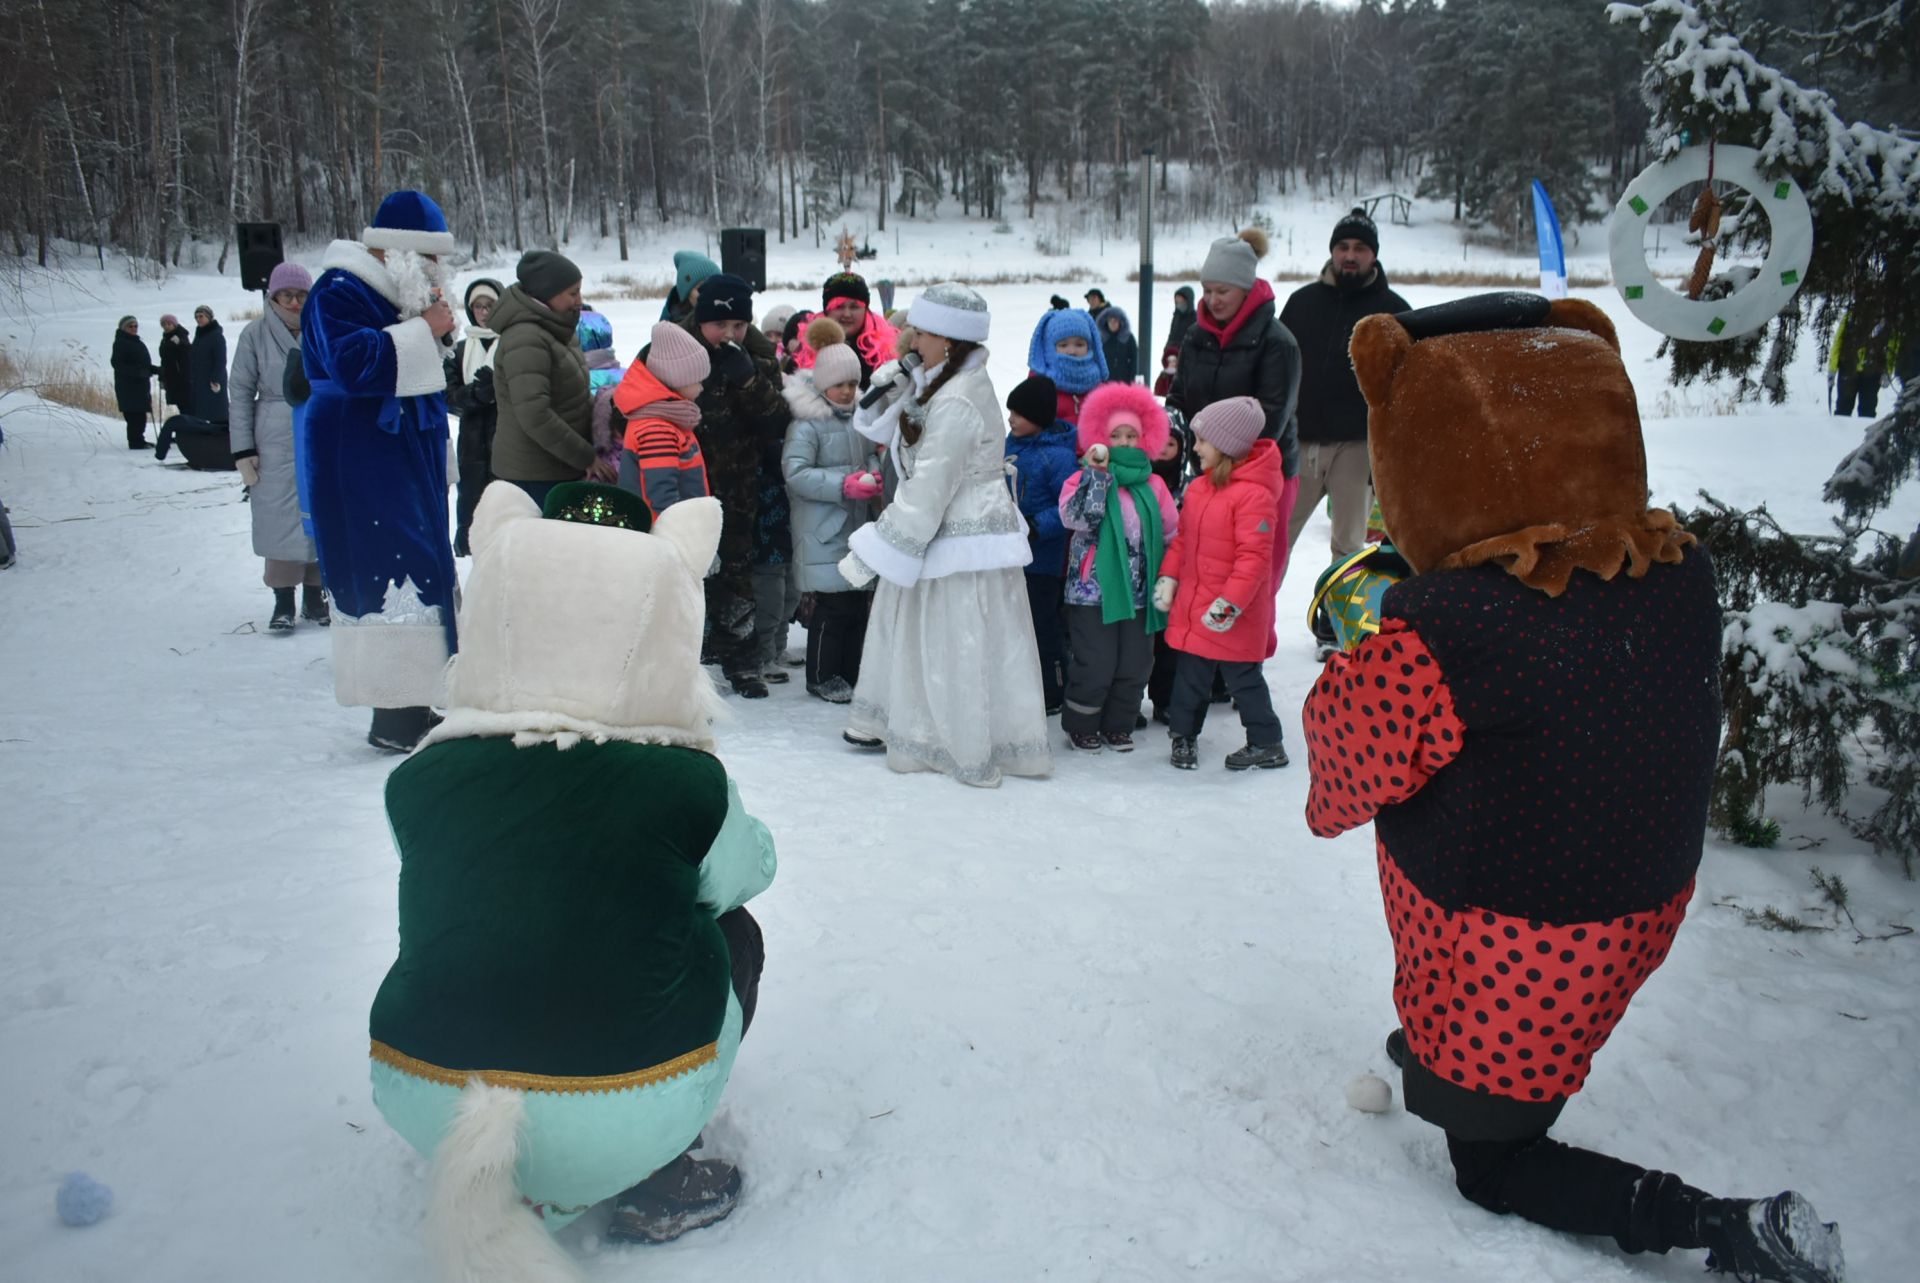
[1280, 207, 1409, 584]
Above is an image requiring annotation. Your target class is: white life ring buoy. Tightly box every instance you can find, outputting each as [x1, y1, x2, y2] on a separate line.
[1607, 144, 1813, 341]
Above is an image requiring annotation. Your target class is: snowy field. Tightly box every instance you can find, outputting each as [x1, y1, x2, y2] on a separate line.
[3, 201, 1918, 1282]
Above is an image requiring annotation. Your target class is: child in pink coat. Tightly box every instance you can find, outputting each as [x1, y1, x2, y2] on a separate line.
[1153, 396, 1286, 772]
[1056, 383, 1179, 752]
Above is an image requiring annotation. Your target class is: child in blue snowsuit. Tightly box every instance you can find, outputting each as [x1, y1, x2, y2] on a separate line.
[1005, 374, 1079, 714]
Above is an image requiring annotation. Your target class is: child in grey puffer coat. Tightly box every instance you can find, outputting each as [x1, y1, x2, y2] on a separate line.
[781, 318, 881, 703]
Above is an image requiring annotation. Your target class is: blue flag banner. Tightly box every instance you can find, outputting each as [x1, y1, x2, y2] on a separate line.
[1531, 179, 1568, 299]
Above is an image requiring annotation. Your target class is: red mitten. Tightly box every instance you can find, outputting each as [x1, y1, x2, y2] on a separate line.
[842, 471, 883, 501]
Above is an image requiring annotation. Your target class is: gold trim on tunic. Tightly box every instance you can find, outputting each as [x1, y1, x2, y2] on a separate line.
[370, 1039, 718, 1095]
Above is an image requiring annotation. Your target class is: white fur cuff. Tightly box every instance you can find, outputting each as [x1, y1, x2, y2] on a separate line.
[387, 318, 446, 398]
[846, 527, 916, 588]
[361, 226, 459, 255]
[330, 620, 450, 708]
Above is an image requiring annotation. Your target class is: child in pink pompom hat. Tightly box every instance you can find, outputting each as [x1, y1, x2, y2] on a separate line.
[1054, 382, 1180, 752]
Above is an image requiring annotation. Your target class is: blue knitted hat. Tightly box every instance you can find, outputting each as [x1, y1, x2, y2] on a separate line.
[1026, 308, 1108, 395]
[673, 250, 721, 298]
[362, 191, 457, 255]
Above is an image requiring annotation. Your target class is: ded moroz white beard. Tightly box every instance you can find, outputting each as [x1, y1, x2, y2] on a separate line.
[382, 249, 451, 319]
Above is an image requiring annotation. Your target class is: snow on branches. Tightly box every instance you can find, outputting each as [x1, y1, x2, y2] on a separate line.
[1607, 1, 1919, 217]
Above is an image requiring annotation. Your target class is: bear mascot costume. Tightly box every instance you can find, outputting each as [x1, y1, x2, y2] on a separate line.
[1303, 294, 1845, 1283]
[367, 482, 775, 1281]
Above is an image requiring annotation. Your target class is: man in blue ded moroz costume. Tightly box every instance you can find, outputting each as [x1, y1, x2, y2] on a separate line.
[304, 191, 462, 752]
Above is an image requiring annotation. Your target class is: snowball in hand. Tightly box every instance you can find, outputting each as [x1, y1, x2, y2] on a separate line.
[1345, 1074, 1393, 1114]
[56, 1172, 113, 1226]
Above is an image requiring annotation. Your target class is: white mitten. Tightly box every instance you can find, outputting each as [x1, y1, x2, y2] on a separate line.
[1152, 576, 1177, 613]
[838, 550, 877, 589]
[1202, 597, 1242, 633]
[235, 455, 262, 487]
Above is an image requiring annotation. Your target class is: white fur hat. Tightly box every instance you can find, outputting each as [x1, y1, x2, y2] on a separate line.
[907, 282, 990, 343]
[425, 484, 726, 751]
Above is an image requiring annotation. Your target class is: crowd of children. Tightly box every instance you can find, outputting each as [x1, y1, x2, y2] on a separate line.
[446, 257, 1298, 777]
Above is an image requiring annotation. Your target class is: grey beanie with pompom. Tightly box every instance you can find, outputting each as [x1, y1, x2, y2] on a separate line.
[1199, 228, 1270, 290]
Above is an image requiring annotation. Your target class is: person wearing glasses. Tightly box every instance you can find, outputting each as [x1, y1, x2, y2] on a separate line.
[230, 262, 327, 632]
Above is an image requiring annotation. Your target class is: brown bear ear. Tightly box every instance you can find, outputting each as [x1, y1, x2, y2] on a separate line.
[1350, 313, 1413, 410]
[1546, 299, 1621, 353]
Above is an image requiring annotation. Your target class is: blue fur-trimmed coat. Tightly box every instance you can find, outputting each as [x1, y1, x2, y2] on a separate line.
[301, 241, 458, 706]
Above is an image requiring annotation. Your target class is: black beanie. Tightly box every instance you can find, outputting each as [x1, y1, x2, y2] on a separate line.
[822, 271, 870, 310]
[1330, 207, 1379, 254]
[1006, 375, 1058, 429]
[695, 272, 755, 323]
[516, 250, 582, 302]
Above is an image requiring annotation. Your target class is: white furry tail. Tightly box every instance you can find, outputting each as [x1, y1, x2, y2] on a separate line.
[425, 1082, 583, 1283]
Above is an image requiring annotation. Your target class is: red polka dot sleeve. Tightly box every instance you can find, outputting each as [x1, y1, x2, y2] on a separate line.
[1304, 618, 1466, 838]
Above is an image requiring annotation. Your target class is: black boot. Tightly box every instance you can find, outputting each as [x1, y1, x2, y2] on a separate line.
[1700, 1192, 1846, 1282]
[728, 671, 769, 699]
[1169, 735, 1198, 770]
[368, 706, 435, 754]
[1224, 742, 1289, 770]
[301, 585, 331, 626]
[607, 1151, 743, 1244]
[269, 587, 296, 632]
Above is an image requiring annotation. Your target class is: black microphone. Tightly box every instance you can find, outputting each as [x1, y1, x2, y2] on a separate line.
[859, 351, 923, 409]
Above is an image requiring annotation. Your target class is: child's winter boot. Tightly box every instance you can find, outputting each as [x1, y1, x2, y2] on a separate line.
[1225, 742, 1289, 770]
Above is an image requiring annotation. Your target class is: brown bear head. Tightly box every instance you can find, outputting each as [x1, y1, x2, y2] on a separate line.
[1348, 293, 1692, 596]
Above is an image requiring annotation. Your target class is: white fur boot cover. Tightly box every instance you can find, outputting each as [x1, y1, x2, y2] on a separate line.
[425, 1082, 583, 1283]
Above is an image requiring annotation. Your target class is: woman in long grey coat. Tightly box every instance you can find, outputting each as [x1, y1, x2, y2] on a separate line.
[230, 263, 327, 632]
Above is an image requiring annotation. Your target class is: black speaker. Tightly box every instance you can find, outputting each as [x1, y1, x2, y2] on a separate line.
[237, 222, 284, 292]
[720, 228, 766, 292]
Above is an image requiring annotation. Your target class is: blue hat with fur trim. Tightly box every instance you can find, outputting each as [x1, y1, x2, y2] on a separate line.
[363, 191, 458, 256]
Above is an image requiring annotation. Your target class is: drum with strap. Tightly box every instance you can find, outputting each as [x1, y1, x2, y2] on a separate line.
[1308, 541, 1413, 655]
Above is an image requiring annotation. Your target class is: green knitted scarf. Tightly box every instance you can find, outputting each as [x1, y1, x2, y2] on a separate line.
[1095, 445, 1165, 633]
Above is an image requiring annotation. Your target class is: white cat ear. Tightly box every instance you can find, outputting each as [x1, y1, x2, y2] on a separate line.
[468, 480, 542, 561]
[651, 496, 723, 578]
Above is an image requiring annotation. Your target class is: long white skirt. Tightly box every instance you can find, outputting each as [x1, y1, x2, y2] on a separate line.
[848, 566, 1054, 788]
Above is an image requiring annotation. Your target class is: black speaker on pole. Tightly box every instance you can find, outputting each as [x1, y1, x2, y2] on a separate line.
[720, 228, 767, 292]
[237, 223, 285, 292]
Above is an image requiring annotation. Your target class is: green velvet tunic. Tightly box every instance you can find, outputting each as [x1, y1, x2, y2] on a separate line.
[372, 737, 738, 1079]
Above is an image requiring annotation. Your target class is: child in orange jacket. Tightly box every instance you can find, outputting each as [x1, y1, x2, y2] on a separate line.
[615, 321, 712, 518]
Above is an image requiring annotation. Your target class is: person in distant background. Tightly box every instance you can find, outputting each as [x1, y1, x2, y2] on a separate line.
[157, 314, 192, 419]
[1084, 288, 1110, 323]
[444, 278, 503, 557]
[1098, 305, 1139, 385]
[111, 315, 159, 450]
[1165, 284, 1196, 354]
[190, 305, 229, 423]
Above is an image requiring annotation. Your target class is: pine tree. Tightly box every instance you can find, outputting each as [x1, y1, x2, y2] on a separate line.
[1612, 0, 1919, 871]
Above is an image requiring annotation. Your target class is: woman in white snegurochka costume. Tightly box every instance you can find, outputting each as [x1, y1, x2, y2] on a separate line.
[838, 283, 1054, 786]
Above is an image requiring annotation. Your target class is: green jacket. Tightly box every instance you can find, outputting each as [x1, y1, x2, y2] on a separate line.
[371, 737, 775, 1079]
[489, 285, 597, 481]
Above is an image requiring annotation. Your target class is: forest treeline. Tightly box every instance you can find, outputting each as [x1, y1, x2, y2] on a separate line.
[0, 0, 1910, 270]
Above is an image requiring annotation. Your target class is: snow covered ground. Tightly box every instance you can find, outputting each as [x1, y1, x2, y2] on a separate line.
[3, 201, 1917, 1281]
